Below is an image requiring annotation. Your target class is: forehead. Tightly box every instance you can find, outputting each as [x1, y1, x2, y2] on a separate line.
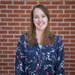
[33, 8, 45, 15]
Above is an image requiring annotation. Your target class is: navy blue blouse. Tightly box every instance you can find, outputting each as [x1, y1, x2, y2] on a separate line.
[15, 33, 65, 75]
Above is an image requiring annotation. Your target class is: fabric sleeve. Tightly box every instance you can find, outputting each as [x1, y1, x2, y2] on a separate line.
[15, 35, 25, 75]
[55, 37, 65, 75]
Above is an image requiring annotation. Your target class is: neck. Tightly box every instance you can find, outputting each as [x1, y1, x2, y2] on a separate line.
[36, 29, 43, 37]
[36, 29, 44, 44]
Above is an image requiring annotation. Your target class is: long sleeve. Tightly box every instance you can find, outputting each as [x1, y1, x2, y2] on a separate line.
[15, 35, 25, 75]
[55, 38, 65, 75]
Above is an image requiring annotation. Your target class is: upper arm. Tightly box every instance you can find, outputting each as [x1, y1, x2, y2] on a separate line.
[55, 37, 65, 75]
[15, 35, 25, 74]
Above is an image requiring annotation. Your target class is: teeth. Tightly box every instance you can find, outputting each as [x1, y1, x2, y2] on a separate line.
[38, 23, 43, 26]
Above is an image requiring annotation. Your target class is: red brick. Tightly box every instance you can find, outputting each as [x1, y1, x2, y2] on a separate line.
[64, 18, 75, 22]
[14, 18, 25, 22]
[9, 47, 16, 51]
[2, 35, 13, 38]
[14, 10, 25, 13]
[0, 31, 7, 34]
[3, 43, 13, 46]
[58, 31, 69, 34]
[2, 27, 13, 30]
[65, 52, 75, 55]
[65, 60, 75, 63]
[64, 35, 75, 39]
[3, 59, 14, 62]
[26, 9, 31, 13]
[8, 31, 19, 34]
[0, 39, 7, 42]
[58, 23, 69, 26]
[3, 51, 14, 54]
[20, 6, 31, 9]
[0, 1, 12, 4]
[46, 6, 57, 9]
[39, 2, 50, 5]
[13, 1, 24, 4]
[1, 18, 13, 21]
[65, 1, 75, 4]
[50, 14, 57, 18]
[26, 18, 30, 22]
[8, 39, 18, 43]
[21, 23, 30, 26]
[3, 66, 14, 70]
[0, 59, 2, 62]
[52, 27, 63, 30]
[49, 23, 57, 26]
[58, 14, 70, 18]
[64, 10, 75, 13]
[9, 71, 15, 73]
[14, 27, 25, 30]
[14, 35, 20, 38]
[65, 55, 69, 59]
[64, 63, 69, 67]
[64, 27, 75, 30]
[0, 55, 7, 59]
[63, 39, 69, 43]
[9, 55, 15, 58]
[0, 63, 8, 66]
[64, 43, 75, 47]
[65, 67, 75, 71]
[26, 1, 37, 5]
[0, 47, 8, 50]
[51, 18, 63, 22]
[71, 31, 75, 34]
[8, 14, 19, 17]
[51, 10, 63, 13]
[70, 40, 75, 43]
[70, 56, 75, 59]
[71, 23, 75, 26]
[71, 14, 75, 17]
[8, 5, 19, 9]
[70, 72, 75, 75]
[20, 14, 30, 17]
[9, 63, 15, 66]
[1, 10, 12, 13]
[72, 5, 75, 9]
[0, 70, 8, 73]
[0, 22, 7, 26]
[70, 48, 75, 51]
[8, 23, 19, 26]
[59, 6, 70, 9]
[0, 14, 6, 17]
[52, 1, 63, 5]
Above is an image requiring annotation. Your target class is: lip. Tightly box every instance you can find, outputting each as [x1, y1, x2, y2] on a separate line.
[38, 22, 44, 26]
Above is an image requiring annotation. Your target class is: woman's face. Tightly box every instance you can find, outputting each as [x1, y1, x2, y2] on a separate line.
[33, 8, 48, 31]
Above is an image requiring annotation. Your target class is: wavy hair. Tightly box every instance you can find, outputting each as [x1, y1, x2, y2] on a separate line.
[27, 4, 55, 46]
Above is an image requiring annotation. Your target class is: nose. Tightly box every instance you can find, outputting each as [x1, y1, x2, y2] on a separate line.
[38, 17, 42, 22]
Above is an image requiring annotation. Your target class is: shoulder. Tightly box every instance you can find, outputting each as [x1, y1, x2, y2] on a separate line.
[19, 32, 28, 44]
[53, 34, 63, 44]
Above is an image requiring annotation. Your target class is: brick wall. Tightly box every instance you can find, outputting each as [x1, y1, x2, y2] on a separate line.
[0, 1, 75, 75]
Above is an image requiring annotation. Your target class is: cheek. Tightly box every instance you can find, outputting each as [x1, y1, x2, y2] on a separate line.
[33, 19, 38, 24]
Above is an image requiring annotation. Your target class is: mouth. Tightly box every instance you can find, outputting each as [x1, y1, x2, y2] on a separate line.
[38, 22, 44, 26]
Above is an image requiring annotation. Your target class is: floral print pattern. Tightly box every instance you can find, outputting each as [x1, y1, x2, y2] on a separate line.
[15, 33, 65, 75]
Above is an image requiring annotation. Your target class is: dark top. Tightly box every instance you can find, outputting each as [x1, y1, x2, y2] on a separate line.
[15, 33, 65, 75]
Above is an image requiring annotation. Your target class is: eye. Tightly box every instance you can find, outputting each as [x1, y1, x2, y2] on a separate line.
[34, 16, 38, 18]
[42, 15, 46, 18]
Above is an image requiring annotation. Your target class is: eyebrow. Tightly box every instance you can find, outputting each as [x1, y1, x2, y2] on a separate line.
[34, 14, 46, 16]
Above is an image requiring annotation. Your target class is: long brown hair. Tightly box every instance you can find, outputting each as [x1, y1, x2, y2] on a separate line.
[27, 4, 55, 46]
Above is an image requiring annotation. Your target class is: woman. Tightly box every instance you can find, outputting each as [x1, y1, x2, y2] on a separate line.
[15, 4, 65, 75]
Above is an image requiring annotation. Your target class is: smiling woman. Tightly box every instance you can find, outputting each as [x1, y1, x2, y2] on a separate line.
[15, 4, 65, 75]
[33, 8, 48, 31]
